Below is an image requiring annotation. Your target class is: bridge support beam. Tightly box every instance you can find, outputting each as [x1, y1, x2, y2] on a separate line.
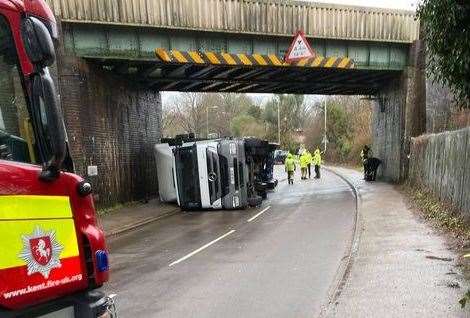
[372, 40, 426, 182]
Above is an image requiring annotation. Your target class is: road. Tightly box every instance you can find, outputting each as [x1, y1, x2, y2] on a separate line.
[105, 169, 356, 318]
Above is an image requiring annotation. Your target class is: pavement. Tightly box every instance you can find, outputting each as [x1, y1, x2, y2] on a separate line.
[98, 199, 180, 237]
[98, 166, 470, 317]
[324, 167, 469, 318]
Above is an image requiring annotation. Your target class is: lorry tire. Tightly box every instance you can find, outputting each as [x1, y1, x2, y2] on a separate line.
[259, 191, 267, 200]
[248, 196, 263, 207]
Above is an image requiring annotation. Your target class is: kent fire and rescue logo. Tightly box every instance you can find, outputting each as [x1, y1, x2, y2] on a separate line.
[18, 226, 63, 279]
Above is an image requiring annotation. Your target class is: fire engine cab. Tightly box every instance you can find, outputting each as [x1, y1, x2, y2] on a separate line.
[0, 0, 115, 317]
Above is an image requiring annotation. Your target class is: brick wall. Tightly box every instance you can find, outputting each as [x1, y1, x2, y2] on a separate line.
[56, 55, 162, 208]
[372, 75, 406, 182]
[372, 39, 426, 182]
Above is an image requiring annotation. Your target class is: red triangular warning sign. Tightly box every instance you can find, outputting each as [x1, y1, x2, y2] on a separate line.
[284, 30, 316, 63]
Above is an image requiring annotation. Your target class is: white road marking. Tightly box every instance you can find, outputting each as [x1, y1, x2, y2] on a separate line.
[169, 230, 236, 267]
[247, 206, 271, 223]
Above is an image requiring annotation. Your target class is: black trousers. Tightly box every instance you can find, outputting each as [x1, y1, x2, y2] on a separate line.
[315, 165, 320, 178]
[307, 163, 311, 178]
[287, 171, 294, 184]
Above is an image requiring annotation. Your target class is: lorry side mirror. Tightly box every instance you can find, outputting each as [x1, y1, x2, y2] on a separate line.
[21, 16, 55, 67]
[32, 69, 66, 181]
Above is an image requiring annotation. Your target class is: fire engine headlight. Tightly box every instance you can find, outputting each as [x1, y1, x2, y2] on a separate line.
[96, 250, 109, 272]
[77, 180, 93, 197]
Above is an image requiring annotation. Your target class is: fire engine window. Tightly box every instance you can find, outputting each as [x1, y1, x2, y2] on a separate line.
[0, 15, 36, 163]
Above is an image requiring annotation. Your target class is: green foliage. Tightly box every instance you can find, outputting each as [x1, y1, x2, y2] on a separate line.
[304, 96, 372, 164]
[230, 114, 265, 138]
[460, 289, 470, 308]
[247, 104, 263, 119]
[326, 101, 354, 160]
[230, 114, 254, 136]
[262, 94, 312, 148]
[326, 102, 352, 144]
[417, 0, 470, 108]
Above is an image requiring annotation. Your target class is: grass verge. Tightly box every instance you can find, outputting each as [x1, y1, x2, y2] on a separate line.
[401, 183, 470, 242]
[97, 200, 141, 216]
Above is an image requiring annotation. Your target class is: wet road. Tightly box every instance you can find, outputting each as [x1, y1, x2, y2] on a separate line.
[105, 169, 356, 318]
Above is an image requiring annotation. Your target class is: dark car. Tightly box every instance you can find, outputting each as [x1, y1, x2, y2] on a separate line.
[274, 150, 288, 164]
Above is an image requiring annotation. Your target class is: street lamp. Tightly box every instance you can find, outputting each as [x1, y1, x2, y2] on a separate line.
[277, 102, 281, 145]
[206, 106, 218, 138]
[323, 99, 327, 153]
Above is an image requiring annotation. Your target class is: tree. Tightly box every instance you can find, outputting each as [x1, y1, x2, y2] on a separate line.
[263, 94, 313, 147]
[230, 114, 265, 138]
[417, 0, 470, 108]
[304, 96, 372, 164]
[171, 93, 207, 137]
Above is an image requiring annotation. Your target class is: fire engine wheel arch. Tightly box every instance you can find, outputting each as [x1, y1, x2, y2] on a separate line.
[88, 48, 401, 95]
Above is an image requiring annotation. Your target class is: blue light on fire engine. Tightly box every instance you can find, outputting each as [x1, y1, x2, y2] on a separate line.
[95, 250, 109, 272]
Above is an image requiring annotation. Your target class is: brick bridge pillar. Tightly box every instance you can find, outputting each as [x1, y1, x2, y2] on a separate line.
[372, 38, 426, 182]
[54, 25, 162, 208]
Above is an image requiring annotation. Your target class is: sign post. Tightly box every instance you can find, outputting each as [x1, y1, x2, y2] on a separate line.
[284, 30, 316, 63]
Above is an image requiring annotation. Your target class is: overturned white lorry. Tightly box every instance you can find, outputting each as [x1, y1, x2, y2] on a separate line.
[155, 134, 278, 210]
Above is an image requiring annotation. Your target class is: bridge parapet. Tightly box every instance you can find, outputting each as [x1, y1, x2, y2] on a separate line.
[46, 0, 418, 43]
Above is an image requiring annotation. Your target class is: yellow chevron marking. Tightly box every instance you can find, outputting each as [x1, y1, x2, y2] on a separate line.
[337, 58, 350, 68]
[205, 52, 221, 64]
[189, 51, 204, 64]
[155, 48, 171, 62]
[297, 58, 309, 67]
[237, 54, 252, 65]
[311, 56, 323, 67]
[268, 54, 283, 66]
[252, 54, 268, 65]
[324, 57, 337, 68]
[221, 53, 237, 65]
[172, 50, 188, 63]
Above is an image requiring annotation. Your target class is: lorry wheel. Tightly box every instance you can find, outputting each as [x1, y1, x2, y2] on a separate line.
[248, 196, 263, 207]
[259, 191, 267, 200]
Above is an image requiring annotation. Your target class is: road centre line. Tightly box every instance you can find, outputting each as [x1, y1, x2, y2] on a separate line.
[169, 230, 236, 267]
[247, 206, 271, 222]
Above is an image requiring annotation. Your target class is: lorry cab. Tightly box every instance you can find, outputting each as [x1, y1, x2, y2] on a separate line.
[0, 1, 114, 316]
[174, 140, 223, 210]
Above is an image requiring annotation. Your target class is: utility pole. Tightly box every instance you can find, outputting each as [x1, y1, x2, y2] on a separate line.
[206, 106, 209, 138]
[206, 106, 218, 138]
[277, 101, 281, 145]
[323, 99, 327, 153]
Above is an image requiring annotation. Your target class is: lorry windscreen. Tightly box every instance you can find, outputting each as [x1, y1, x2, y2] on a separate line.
[219, 154, 229, 197]
[206, 147, 221, 204]
[233, 158, 239, 190]
[175, 145, 201, 209]
[238, 161, 244, 188]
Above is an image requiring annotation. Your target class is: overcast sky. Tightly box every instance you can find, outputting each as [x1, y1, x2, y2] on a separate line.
[163, 0, 419, 105]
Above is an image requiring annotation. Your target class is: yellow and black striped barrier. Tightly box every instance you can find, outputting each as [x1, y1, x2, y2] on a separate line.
[155, 48, 354, 69]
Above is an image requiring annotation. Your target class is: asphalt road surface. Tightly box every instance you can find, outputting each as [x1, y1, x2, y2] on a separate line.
[105, 169, 356, 318]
